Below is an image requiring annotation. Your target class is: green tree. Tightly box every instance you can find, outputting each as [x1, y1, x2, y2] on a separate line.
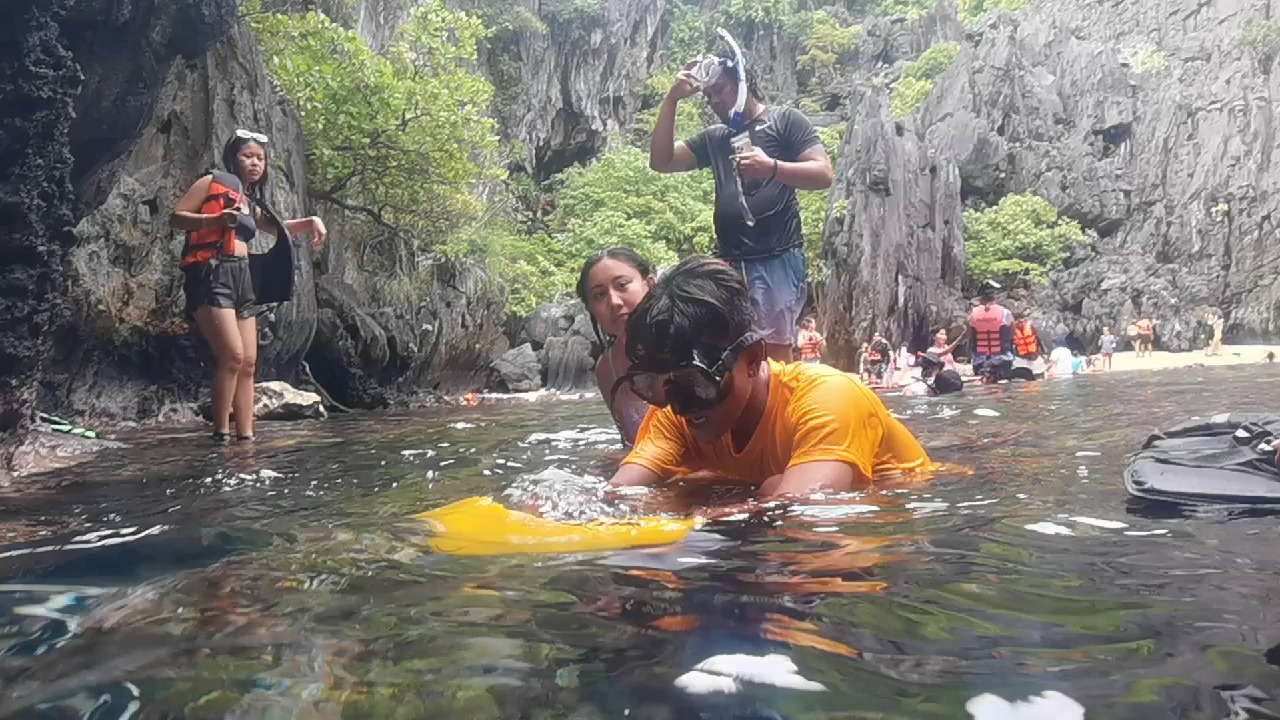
[249, 3, 499, 259]
[891, 41, 960, 117]
[796, 8, 863, 88]
[551, 143, 716, 263]
[963, 193, 1082, 286]
[956, 0, 1028, 25]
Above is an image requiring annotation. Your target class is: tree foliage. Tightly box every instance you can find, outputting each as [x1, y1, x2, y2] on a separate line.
[963, 193, 1082, 285]
[796, 8, 863, 87]
[956, 0, 1028, 25]
[551, 143, 716, 269]
[891, 42, 959, 117]
[249, 3, 499, 250]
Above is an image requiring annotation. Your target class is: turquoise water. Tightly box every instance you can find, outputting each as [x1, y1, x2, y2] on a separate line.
[1, 366, 1279, 718]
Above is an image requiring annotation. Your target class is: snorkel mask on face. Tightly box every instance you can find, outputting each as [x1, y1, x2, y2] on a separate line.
[690, 28, 749, 133]
[622, 333, 761, 416]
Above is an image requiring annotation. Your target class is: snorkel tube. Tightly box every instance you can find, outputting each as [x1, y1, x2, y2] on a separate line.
[716, 27, 748, 133]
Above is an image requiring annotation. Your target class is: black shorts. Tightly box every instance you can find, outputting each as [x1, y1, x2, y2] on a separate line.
[183, 258, 256, 319]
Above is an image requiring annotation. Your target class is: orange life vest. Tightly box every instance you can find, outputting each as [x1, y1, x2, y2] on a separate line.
[866, 342, 887, 362]
[797, 331, 823, 361]
[1136, 319, 1153, 336]
[180, 170, 243, 267]
[969, 303, 1007, 355]
[1013, 323, 1038, 357]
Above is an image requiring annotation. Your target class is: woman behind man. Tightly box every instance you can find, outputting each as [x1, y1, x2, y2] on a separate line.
[578, 248, 657, 447]
[171, 130, 327, 442]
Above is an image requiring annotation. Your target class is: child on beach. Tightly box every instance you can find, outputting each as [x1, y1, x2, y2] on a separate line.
[1099, 327, 1117, 371]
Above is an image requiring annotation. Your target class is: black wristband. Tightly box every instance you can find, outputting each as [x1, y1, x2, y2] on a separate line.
[769, 158, 779, 181]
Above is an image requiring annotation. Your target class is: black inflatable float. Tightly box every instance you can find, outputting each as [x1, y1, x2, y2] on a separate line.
[1124, 413, 1280, 505]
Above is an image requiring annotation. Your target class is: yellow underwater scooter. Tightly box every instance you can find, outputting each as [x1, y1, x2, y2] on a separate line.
[414, 495, 701, 557]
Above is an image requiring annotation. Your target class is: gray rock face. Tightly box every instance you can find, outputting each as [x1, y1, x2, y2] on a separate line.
[479, 0, 667, 178]
[306, 258, 507, 407]
[825, 0, 1280, 357]
[1, 0, 237, 464]
[514, 299, 599, 391]
[493, 343, 544, 392]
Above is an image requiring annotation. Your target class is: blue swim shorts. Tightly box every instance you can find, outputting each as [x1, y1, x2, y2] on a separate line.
[729, 247, 808, 346]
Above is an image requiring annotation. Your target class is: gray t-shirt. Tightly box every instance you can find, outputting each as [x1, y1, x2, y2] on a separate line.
[685, 106, 821, 260]
[1100, 334, 1117, 353]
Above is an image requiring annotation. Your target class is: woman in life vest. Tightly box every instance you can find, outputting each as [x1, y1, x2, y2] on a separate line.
[578, 247, 657, 447]
[968, 280, 1013, 383]
[795, 317, 825, 364]
[170, 130, 327, 442]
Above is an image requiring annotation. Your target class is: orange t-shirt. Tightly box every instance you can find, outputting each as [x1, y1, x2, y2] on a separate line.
[623, 360, 930, 485]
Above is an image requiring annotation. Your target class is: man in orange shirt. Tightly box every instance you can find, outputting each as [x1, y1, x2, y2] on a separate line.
[609, 256, 930, 498]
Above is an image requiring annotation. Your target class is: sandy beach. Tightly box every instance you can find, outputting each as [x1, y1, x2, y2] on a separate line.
[1104, 344, 1280, 373]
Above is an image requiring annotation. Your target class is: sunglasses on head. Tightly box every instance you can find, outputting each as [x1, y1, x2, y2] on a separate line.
[622, 333, 761, 416]
[235, 128, 269, 144]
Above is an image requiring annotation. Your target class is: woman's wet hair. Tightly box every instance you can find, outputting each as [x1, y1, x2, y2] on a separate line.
[221, 135, 269, 199]
[625, 256, 753, 364]
[576, 247, 652, 344]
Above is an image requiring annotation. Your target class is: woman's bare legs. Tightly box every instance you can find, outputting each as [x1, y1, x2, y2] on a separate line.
[195, 307, 244, 435]
[233, 315, 258, 439]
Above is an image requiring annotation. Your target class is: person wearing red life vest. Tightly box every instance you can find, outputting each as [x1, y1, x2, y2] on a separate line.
[170, 130, 328, 443]
[968, 280, 1013, 383]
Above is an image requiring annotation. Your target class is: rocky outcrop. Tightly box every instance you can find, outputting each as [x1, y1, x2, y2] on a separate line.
[514, 300, 599, 391]
[0, 1, 80, 466]
[492, 343, 544, 392]
[478, 0, 669, 179]
[1, 0, 237, 472]
[307, 258, 507, 408]
[825, 0, 1280, 359]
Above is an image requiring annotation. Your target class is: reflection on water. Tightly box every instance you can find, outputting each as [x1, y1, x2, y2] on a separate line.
[2, 366, 1280, 718]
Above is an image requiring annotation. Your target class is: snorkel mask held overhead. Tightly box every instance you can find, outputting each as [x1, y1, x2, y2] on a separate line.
[691, 28, 755, 226]
[690, 28, 749, 133]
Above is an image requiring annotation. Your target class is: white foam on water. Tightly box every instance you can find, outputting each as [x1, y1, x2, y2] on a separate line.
[956, 499, 1000, 507]
[973, 408, 1001, 417]
[674, 653, 827, 695]
[1124, 529, 1170, 536]
[1024, 522, 1074, 536]
[966, 690, 1085, 720]
[1074, 451, 1101, 457]
[1070, 516, 1128, 529]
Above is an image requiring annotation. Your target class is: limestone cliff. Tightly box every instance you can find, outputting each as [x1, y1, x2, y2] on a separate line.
[824, 0, 1280, 360]
[1, 0, 236, 466]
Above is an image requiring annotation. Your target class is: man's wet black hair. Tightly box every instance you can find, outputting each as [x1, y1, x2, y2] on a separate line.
[221, 135, 269, 201]
[720, 60, 764, 102]
[576, 247, 653, 344]
[625, 256, 754, 365]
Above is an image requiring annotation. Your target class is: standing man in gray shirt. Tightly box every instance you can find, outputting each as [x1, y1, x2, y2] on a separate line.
[647, 34, 834, 363]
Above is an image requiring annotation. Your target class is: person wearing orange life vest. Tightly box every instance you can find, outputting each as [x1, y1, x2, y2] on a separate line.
[1009, 312, 1049, 381]
[968, 279, 1013, 383]
[170, 130, 328, 443]
[794, 316, 826, 364]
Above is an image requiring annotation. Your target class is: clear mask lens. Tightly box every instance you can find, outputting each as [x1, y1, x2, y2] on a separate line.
[691, 56, 722, 86]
